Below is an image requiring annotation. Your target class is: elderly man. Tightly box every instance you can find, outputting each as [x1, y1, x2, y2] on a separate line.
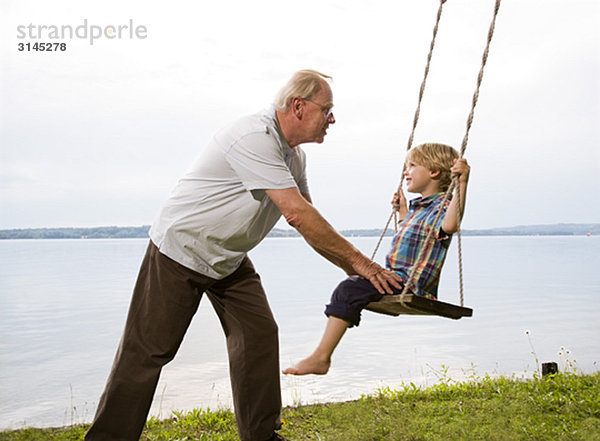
[85, 70, 401, 441]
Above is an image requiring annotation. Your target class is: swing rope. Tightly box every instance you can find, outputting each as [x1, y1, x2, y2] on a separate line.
[372, 0, 502, 308]
[370, 0, 448, 261]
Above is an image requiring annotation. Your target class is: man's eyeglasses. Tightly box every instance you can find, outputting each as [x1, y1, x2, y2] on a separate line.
[304, 98, 334, 119]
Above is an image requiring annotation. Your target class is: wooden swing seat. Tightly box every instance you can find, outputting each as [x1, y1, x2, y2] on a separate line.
[366, 294, 472, 320]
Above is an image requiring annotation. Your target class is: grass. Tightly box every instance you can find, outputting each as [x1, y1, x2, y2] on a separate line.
[1, 371, 599, 441]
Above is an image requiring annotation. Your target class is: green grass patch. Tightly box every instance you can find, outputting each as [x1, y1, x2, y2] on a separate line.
[2, 372, 599, 441]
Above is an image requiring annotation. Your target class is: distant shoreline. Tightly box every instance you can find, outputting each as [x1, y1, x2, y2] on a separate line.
[0, 223, 598, 240]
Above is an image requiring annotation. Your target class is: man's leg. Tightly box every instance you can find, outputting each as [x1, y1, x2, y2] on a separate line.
[206, 257, 281, 441]
[86, 242, 215, 441]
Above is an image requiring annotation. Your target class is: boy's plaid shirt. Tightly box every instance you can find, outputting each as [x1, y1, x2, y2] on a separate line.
[385, 193, 452, 299]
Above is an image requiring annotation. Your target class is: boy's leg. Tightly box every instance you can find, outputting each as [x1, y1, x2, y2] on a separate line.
[282, 315, 349, 375]
[325, 275, 392, 327]
[85, 242, 214, 441]
[283, 275, 394, 376]
[206, 257, 281, 441]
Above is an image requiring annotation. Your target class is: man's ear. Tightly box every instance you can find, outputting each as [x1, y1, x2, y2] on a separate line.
[291, 97, 304, 119]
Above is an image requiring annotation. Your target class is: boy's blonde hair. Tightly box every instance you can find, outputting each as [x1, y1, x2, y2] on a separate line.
[273, 69, 332, 111]
[406, 143, 459, 192]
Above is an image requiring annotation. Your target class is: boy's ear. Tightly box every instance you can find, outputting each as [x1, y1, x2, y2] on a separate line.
[430, 169, 441, 179]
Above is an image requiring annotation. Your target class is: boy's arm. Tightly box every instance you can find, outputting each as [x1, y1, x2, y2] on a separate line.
[392, 190, 410, 224]
[441, 158, 470, 234]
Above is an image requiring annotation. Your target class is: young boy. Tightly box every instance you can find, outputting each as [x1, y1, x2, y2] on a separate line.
[283, 143, 470, 376]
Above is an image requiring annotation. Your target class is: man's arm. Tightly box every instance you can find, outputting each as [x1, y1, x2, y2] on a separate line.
[442, 158, 470, 234]
[298, 192, 352, 272]
[266, 187, 402, 294]
[297, 192, 355, 272]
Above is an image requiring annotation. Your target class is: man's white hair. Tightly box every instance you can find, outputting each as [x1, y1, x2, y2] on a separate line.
[273, 69, 332, 111]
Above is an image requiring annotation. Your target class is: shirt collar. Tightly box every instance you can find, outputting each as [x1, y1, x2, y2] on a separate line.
[264, 106, 294, 157]
[409, 192, 444, 209]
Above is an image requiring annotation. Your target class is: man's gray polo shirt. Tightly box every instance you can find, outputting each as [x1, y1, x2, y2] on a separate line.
[149, 107, 309, 279]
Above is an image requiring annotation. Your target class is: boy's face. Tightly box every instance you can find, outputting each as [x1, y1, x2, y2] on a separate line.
[404, 160, 440, 195]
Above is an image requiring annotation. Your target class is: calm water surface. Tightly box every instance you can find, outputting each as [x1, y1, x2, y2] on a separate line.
[1, 236, 599, 429]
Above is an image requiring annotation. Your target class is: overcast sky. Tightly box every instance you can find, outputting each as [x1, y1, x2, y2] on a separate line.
[1, 0, 599, 230]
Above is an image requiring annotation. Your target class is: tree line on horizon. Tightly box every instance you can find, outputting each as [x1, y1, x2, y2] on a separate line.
[0, 223, 598, 240]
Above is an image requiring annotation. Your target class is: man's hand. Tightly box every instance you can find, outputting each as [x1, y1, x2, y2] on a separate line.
[351, 257, 403, 295]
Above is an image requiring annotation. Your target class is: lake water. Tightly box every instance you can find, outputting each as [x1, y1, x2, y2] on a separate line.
[1, 236, 599, 430]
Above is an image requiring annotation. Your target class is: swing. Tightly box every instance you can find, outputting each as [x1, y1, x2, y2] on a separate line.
[365, 0, 502, 320]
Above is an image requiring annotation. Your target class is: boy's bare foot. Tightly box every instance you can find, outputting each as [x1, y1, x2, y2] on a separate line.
[282, 355, 331, 375]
